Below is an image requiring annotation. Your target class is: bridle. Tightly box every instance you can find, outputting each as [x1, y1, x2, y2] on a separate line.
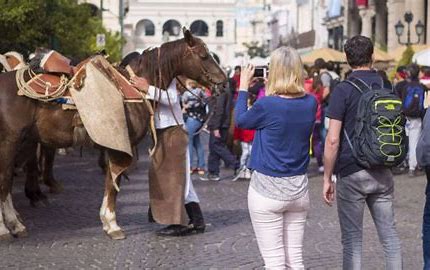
[183, 44, 221, 86]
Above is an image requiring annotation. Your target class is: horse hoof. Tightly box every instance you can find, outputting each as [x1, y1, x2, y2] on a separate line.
[108, 230, 126, 240]
[48, 182, 64, 194]
[14, 229, 28, 238]
[30, 198, 49, 208]
[0, 233, 13, 241]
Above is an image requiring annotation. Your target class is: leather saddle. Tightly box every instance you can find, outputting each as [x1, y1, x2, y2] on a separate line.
[23, 51, 75, 96]
[89, 56, 143, 101]
[40, 50, 74, 75]
[22, 51, 142, 101]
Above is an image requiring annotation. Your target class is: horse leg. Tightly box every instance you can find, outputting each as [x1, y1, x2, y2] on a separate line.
[98, 149, 107, 174]
[0, 140, 26, 239]
[39, 145, 63, 194]
[99, 160, 124, 240]
[24, 144, 48, 207]
[2, 193, 27, 238]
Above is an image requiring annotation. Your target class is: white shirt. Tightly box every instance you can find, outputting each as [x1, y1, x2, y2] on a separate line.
[146, 78, 184, 129]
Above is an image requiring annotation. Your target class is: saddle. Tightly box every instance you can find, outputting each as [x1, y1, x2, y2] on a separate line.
[90, 56, 143, 101]
[40, 50, 75, 75]
[17, 51, 143, 102]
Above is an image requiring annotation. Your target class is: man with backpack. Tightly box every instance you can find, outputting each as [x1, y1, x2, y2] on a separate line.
[395, 63, 428, 177]
[323, 36, 403, 269]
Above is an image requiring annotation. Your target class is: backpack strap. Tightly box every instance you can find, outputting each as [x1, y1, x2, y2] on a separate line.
[344, 77, 371, 94]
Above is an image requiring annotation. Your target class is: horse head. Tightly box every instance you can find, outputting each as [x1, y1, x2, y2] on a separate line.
[178, 28, 227, 88]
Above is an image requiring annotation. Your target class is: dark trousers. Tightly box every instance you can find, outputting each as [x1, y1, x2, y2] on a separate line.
[424, 167, 430, 269]
[312, 123, 323, 167]
[207, 128, 237, 175]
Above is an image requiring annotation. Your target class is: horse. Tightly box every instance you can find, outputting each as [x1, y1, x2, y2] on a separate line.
[0, 50, 64, 206]
[0, 28, 226, 240]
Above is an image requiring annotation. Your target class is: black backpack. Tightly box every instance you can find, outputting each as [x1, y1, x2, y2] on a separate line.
[402, 82, 425, 117]
[344, 77, 407, 168]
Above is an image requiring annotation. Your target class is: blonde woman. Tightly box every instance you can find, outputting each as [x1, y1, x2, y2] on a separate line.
[235, 46, 317, 269]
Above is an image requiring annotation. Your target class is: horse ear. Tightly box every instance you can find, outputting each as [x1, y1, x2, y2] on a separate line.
[183, 27, 195, 47]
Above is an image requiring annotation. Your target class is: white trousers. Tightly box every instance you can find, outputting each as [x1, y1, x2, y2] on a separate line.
[248, 186, 309, 270]
[406, 117, 422, 170]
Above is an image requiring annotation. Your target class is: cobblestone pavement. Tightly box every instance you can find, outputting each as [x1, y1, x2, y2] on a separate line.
[0, 137, 426, 269]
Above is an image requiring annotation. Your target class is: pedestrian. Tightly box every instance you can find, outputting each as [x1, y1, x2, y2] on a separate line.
[323, 35, 402, 269]
[232, 92, 256, 181]
[314, 59, 340, 147]
[199, 83, 239, 181]
[131, 76, 205, 236]
[417, 109, 430, 269]
[421, 66, 430, 89]
[235, 47, 317, 268]
[395, 63, 428, 177]
[304, 71, 324, 173]
[182, 79, 207, 176]
[394, 65, 408, 85]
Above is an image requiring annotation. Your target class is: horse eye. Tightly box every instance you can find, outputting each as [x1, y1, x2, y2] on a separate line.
[199, 52, 209, 59]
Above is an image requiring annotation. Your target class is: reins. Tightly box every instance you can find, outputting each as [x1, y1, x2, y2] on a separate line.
[125, 65, 157, 157]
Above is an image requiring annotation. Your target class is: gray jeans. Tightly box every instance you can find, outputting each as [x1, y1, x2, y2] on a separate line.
[337, 169, 402, 270]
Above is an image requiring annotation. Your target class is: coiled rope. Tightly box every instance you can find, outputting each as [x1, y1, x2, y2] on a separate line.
[16, 67, 71, 102]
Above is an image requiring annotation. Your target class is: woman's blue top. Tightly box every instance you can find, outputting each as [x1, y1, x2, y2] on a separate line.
[234, 90, 317, 177]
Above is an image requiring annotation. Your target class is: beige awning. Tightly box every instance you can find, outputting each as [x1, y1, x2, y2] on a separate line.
[373, 48, 394, 62]
[300, 48, 346, 65]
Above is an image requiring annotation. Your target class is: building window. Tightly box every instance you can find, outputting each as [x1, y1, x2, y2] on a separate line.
[216, 20, 223, 37]
[328, 26, 344, 51]
[136, 19, 155, 36]
[162, 19, 181, 36]
[190, 20, 209, 36]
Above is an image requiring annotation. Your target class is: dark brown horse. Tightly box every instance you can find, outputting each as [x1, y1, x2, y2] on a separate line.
[0, 29, 226, 240]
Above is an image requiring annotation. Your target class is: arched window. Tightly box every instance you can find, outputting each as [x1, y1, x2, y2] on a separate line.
[162, 19, 181, 36]
[190, 20, 209, 36]
[216, 20, 223, 37]
[136, 19, 155, 36]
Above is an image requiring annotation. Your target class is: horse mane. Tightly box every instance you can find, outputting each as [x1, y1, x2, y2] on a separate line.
[139, 38, 188, 89]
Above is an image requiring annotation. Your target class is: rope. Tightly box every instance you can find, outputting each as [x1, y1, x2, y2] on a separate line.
[16, 67, 70, 102]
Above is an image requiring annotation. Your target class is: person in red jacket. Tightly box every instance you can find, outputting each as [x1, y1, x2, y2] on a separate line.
[233, 93, 257, 180]
[304, 71, 324, 173]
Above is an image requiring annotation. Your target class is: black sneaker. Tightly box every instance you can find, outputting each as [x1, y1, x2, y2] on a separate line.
[199, 173, 220, 181]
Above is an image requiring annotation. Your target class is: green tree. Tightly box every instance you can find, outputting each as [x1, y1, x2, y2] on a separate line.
[389, 46, 415, 80]
[397, 46, 415, 67]
[0, 0, 123, 62]
[242, 41, 269, 58]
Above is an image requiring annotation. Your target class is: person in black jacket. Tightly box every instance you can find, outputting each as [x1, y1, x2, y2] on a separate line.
[200, 83, 238, 181]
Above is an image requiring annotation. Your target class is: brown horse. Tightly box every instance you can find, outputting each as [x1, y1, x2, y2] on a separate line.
[0, 29, 226, 240]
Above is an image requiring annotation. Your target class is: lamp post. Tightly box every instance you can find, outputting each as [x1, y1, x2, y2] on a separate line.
[394, 11, 425, 45]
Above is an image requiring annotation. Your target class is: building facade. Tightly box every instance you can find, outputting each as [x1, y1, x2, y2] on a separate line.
[324, 0, 429, 52]
[124, 0, 236, 66]
[79, 0, 128, 33]
[80, 0, 236, 66]
[267, 0, 328, 52]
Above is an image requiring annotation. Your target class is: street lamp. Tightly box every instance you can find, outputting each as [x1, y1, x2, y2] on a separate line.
[395, 11, 425, 45]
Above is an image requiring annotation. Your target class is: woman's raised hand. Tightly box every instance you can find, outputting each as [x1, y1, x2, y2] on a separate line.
[239, 64, 255, 90]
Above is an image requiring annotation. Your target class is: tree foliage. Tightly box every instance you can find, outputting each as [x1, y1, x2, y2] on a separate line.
[398, 46, 415, 67]
[242, 41, 269, 58]
[0, 0, 123, 62]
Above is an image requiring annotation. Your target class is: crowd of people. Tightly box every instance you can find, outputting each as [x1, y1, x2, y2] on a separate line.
[132, 34, 430, 269]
